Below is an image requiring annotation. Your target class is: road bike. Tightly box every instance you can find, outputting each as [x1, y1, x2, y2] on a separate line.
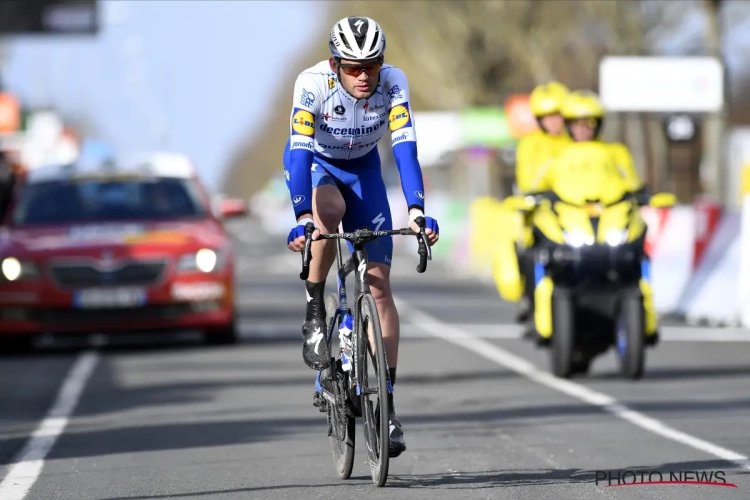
[299, 217, 430, 487]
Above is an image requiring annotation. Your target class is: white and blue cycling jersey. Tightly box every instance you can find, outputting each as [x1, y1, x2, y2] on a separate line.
[283, 60, 426, 265]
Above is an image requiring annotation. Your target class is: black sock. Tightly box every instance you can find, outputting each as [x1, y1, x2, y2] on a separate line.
[304, 280, 326, 321]
[388, 367, 397, 414]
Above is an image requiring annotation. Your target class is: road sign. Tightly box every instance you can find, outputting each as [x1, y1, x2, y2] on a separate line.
[599, 56, 723, 113]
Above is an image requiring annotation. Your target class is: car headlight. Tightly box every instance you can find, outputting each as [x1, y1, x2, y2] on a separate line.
[562, 231, 594, 248]
[177, 249, 223, 273]
[606, 229, 629, 246]
[1, 257, 40, 281]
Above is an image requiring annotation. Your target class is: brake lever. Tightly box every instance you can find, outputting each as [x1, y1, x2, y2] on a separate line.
[299, 222, 315, 280]
[413, 216, 430, 273]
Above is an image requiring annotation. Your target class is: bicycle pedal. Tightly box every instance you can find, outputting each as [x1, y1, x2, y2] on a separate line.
[312, 392, 327, 412]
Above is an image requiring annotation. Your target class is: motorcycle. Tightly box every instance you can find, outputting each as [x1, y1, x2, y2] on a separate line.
[498, 173, 676, 380]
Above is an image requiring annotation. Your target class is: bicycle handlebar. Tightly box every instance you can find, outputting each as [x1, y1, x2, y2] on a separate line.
[299, 216, 432, 280]
[299, 222, 316, 280]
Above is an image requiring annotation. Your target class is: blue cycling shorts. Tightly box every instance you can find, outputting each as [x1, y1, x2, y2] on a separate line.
[283, 138, 393, 266]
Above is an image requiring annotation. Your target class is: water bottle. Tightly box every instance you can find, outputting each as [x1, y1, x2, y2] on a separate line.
[339, 312, 353, 372]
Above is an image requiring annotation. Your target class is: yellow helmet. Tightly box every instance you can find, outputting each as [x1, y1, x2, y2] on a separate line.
[529, 81, 569, 116]
[561, 90, 605, 120]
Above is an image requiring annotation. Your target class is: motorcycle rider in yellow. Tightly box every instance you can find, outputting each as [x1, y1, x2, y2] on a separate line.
[535, 90, 660, 345]
[511, 81, 571, 322]
[555, 90, 644, 193]
[516, 82, 571, 193]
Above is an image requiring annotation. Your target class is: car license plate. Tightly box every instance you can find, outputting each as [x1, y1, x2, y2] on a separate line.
[73, 287, 147, 309]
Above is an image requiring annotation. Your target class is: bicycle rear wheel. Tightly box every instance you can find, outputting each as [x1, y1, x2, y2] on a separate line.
[357, 293, 390, 487]
[324, 293, 355, 479]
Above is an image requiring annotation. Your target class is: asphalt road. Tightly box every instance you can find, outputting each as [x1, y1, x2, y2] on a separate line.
[1, 217, 750, 499]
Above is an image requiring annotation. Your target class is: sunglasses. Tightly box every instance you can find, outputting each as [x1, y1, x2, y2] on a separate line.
[337, 61, 382, 77]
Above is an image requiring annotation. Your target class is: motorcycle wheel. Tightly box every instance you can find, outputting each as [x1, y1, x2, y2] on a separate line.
[617, 292, 645, 380]
[550, 294, 575, 378]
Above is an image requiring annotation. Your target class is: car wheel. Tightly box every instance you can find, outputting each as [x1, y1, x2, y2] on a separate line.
[204, 320, 239, 346]
[0, 335, 35, 355]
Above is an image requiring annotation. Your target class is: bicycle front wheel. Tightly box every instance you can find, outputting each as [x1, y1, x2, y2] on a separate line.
[357, 293, 390, 487]
[323, 293, 355, 479]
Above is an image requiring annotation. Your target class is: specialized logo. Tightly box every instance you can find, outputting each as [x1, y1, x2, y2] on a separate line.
[372, 212, 385, 231]
[389, 104, 411, 131]
[353, 19, 365, 33]
[364, 101, 384, 113]
[357, 256, 367, 282]
[307, 327, 324, 354]
[292, 195, 305, 206]
[292, 108, 315, 136]
[328, 77, 336, 89]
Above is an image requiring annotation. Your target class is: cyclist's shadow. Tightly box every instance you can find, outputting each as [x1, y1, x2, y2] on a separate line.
[387, 468, 589, 489]
[386, 459, 750, 489]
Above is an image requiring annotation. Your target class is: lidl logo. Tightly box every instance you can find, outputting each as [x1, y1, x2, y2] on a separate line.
[389, 104, 411, 131]
[292, 109, 315, 136]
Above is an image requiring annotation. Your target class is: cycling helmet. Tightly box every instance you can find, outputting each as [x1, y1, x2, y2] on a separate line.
[529, 81, 569, 117]
[329, 16, 386, 61]
[561, 90, 605, 120]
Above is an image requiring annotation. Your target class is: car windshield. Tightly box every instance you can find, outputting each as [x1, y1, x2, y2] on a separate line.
[10, 177, 208, 226]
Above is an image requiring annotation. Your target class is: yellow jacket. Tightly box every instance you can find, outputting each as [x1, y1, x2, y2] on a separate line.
[534, 141, 632, 202]
[515, 131, 571, 194]
[608, 142, 643, 192]
[535, 140, 643, 194]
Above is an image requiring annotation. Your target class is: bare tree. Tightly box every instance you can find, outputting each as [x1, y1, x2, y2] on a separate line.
[221, 0, 664, 199]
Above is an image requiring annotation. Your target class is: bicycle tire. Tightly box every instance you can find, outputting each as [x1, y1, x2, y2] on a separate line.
[357, 293, 390, 487]
[324, 293, 355, 479]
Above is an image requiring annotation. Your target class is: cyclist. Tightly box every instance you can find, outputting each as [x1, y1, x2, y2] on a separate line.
[511, 81, 571, 323]
[284, 16, 439, 458]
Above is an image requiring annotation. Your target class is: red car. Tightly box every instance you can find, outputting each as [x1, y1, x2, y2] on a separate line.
[0, 153, 248, 351]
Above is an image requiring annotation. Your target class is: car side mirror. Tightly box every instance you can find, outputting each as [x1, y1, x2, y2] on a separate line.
[214, 196, 249, 219]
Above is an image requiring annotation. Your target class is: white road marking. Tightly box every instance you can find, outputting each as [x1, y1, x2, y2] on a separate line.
[394, 297, 750, 471]
[0, 351, 100, 500]
[236, 320, 750, 342]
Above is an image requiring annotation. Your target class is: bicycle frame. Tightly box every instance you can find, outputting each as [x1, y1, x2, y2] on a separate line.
[306, 218, 430, 405]
[316, 234, 376, 400]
